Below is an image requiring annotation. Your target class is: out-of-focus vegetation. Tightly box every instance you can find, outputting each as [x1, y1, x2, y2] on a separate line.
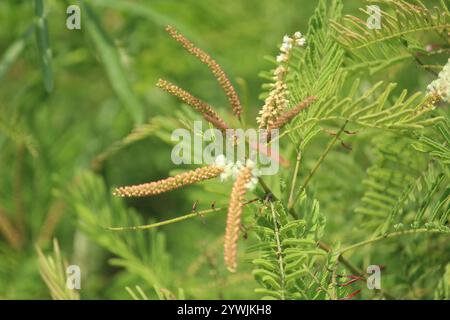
[0, 0, 449, 300]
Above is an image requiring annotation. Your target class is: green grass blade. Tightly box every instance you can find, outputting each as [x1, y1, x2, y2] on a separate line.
[0, 25, 34, 81]
[82, 1, 144, 124]
[34, 0, 54, 93]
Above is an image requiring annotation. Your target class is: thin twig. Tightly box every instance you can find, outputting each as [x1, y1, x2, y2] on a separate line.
[318, 241, 396, 300]
[107, 199, 259, 231]
[339, 228, 448, 255]
[108, 207, 226, 231]
[269, 202, 286, 300]
[287, 151, 302, 210]
[292, 120, 348, 209]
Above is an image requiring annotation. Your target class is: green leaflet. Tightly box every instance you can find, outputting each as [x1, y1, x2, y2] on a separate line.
[250, 198, 332, 300]
[331, 0, 450, 75]
[60, 170, 172, 289]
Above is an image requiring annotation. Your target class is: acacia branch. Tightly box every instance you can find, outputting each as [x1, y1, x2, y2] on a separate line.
[291, 120, 348, 210]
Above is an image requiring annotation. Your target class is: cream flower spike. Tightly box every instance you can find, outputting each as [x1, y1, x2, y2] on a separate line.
[258, 31, 307, 129]
[427, 58, 450, 103]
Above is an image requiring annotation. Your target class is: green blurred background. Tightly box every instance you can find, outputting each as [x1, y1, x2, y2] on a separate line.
[0, 0, 447, 299]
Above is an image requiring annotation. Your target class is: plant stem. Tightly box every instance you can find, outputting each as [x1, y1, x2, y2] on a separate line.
[339, 228, 447, 255]
[292, 120, 348, 209]
[287, 151, 302, 210]
[318, 241, 396, 300]
[107, 199, 259, 231]
[258, 177, 299, 218]
[318, 241, 361, 279]
[257, 177, 272, 196]
[269, 202, 286, 300]
[322, 228, 449, 299]
[108, 207, 226, 231]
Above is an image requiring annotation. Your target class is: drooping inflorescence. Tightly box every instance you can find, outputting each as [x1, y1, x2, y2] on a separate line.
[224, 163, 253, 272]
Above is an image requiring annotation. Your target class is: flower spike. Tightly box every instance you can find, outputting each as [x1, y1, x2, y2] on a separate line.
[257, 31, 307, 129]
[268, 96, 316, 130]
[224, 164, 253, 272]
[165, 25, 243, 119]
[157, 79, 229, 131]
[113, 165, 224, 197]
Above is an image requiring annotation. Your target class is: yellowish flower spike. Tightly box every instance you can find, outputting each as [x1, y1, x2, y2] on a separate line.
[156, 78, 229, 131]
[165, 25, 243, 119]
[224, 165, 252, 272]
[113, 166, 224, 197]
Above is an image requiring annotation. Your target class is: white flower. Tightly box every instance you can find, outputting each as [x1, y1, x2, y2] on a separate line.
[214, 154, 227, 168]
[280, 42, 292, 53]
[215, 154, 234, 182]
[220, 168, 233, 182]
[276, 54, 288, 63]
[277, 32, 306, 64]
[245, 159, 255, 169]
[231, 160, 242, 179]
[245, 177, 259, 191]
[274, 66, 286, 75]
[427, 58, 450, 102]
[293, 31, 302, 39]
[295, 37, 306, 46]
[244, 159, 261, 190]
[214, 155, 261, 190]
[283, 35, 292, 44]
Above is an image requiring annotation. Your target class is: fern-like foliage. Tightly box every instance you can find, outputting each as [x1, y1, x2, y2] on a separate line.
[0, 112, 38, 157]
[251, 0, 449, 300]
[434, 264, 450, 299]
[260, 0, 347, 148]
[249, 196, 351, 300]
[37, 239, 79, 300]
[126, 285, 185, 300]
[354, 132, 449, 237]
[413, 116, 450, 167]
[261, 0, 443, 152]
[355, 134, 427, 228]
[381, 163, 449, 235]
[331, 0, 450, 74]
[285, 81, 443, 142]
[61, 171, 172, 291]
